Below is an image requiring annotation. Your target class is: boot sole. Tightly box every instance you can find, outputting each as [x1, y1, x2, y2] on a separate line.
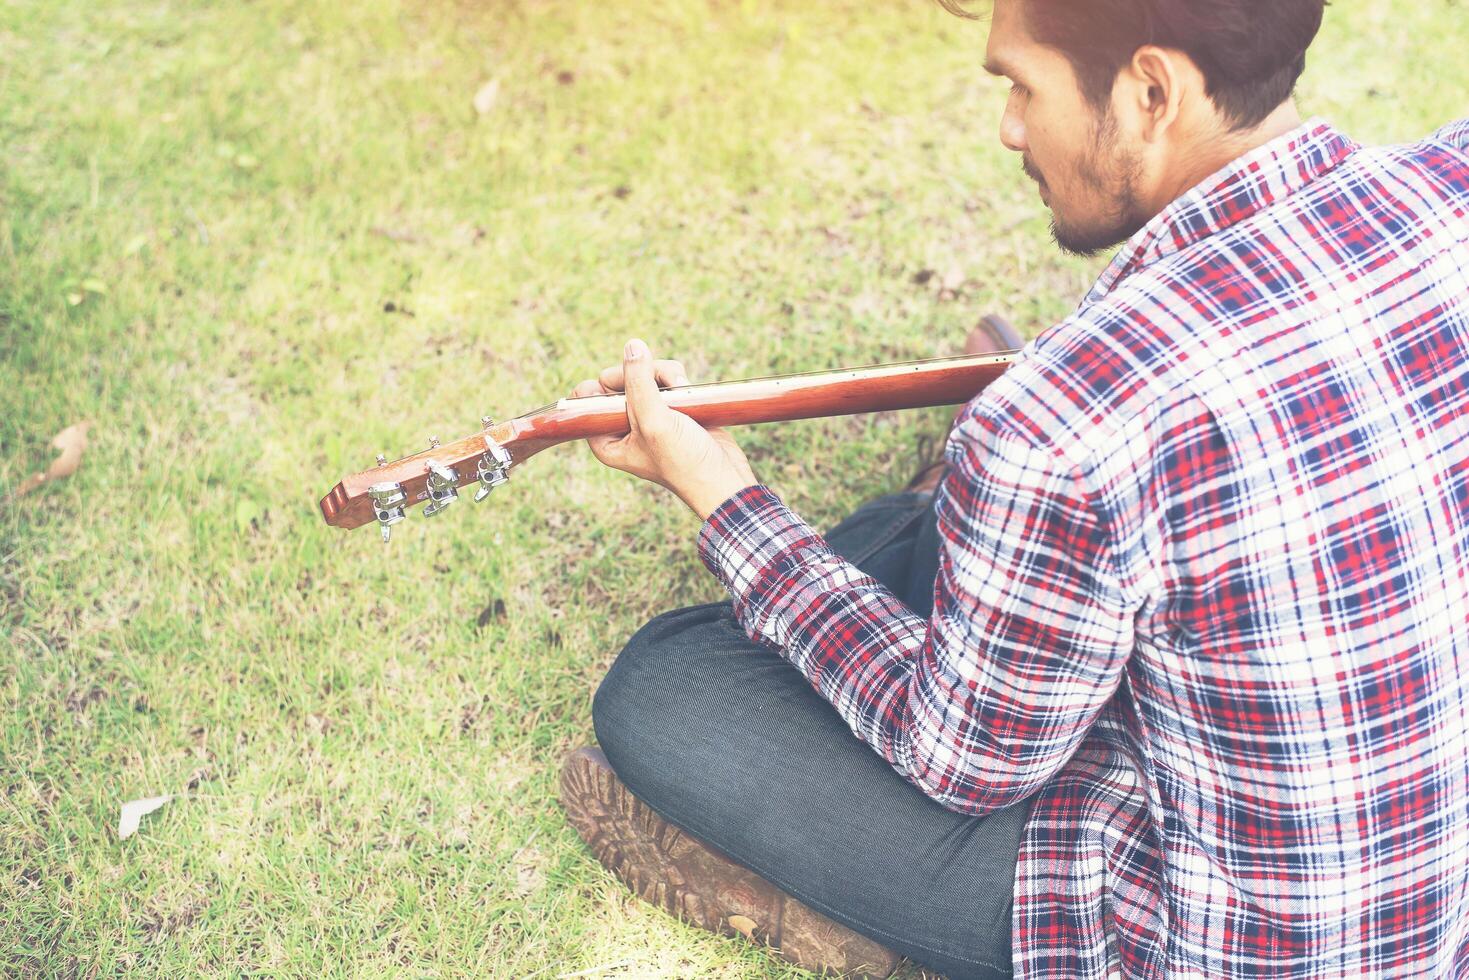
[560, 746, 901, 978]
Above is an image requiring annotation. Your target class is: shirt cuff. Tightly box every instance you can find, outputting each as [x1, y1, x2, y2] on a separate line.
[696, 484, 828, 603]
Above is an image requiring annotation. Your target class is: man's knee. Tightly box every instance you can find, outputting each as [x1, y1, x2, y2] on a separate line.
[591, 610, 671, 750]
[592, 602, 730, 776]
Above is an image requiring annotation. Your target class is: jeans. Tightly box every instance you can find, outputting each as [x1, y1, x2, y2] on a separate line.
[592, 491, 1032, 980]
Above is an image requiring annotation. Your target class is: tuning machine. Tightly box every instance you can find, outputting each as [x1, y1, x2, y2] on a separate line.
[474, 436, 513, 502]
[422, 459, 460, 518]
[368, 482, 408, 543]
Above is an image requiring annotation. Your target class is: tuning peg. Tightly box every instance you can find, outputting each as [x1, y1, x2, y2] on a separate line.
[368, 482, 407, 543]
[473, 439, 513, 502]
[376, 453, 387, 467]
[421, 459, 459, 517]
[429, 436, 441, 449]
[481, 416, 495, 429]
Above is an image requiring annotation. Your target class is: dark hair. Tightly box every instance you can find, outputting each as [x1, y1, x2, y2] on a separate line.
[938, 0, 1326, 131]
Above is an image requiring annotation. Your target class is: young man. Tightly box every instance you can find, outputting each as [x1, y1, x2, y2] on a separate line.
[561, 0, 1469, 976]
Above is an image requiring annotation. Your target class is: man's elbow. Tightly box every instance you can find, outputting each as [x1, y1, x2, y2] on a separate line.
[899, 737, 1053, 817]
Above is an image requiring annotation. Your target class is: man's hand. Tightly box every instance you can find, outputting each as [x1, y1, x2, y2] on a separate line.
[572, 339, 759, 521]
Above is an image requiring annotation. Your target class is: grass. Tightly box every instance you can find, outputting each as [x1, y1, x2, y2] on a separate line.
[2, 0, 1465, 975]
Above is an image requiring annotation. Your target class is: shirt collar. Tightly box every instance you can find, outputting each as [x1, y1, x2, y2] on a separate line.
[1086, 118, 1359, 302]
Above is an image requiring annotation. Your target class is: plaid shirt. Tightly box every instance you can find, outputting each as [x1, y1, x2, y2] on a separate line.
[698, 117, 1469, 978]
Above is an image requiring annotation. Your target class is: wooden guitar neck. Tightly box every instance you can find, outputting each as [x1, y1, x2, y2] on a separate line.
[319, 349, 1018, 536]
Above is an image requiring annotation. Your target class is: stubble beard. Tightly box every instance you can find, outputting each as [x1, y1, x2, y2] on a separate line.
[1034, 110, 1150, 259]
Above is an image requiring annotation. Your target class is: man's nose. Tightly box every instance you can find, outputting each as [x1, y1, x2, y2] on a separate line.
[999, 96, 1026, 152]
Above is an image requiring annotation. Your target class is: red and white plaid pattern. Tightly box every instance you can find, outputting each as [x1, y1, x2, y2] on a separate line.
[698, 118, 1469, 978]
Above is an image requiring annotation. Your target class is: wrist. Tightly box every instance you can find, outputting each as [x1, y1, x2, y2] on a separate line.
[681, 469, 759, 522]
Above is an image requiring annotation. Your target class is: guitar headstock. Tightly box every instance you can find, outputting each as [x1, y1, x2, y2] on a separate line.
[319, 416, 518, 541]
[319, 390, 622, 540]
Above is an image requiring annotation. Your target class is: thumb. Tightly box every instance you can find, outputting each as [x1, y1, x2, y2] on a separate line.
[622, 338, 665, 435]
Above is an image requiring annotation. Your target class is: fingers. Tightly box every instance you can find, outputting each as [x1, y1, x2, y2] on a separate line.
[621, 339, 664, 436]
[665, 361, 691, 386]
[585, 432, 624, 467]
[598, 358, 689, 392]
[580, 340, 687, 468]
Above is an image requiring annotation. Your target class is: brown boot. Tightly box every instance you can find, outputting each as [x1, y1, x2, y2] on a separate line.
[905, 314, 1025, 494]
[560, 746, 903, 978]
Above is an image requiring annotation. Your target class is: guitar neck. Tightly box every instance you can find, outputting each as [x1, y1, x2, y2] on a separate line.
[512, 349, 1017, 446]
[319, 349, 1018, 531]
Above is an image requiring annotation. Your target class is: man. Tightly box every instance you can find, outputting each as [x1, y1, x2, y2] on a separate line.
[559, 0, 1469, 976]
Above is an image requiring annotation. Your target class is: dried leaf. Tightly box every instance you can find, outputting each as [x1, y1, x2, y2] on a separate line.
[48, 421, 91, 474]
[475, 598, 507, 629]
[728, 914, 758, 938]
[472, 77, 501, 115]
[119, 794, 173, 840]
[9, 421, 93, 501]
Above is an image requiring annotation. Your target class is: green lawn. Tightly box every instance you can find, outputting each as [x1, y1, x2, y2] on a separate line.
[3, 0, 1465, 975]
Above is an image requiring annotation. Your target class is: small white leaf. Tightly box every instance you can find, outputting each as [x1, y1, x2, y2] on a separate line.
[119, 794, 173, 839]
[472, 77, 501, 115]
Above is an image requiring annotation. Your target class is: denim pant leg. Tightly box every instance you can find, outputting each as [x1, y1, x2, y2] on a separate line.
[592, 492, 1032, 980]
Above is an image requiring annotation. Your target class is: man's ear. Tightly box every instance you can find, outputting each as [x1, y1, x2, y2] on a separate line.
[1115, 44, 1191, 143]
